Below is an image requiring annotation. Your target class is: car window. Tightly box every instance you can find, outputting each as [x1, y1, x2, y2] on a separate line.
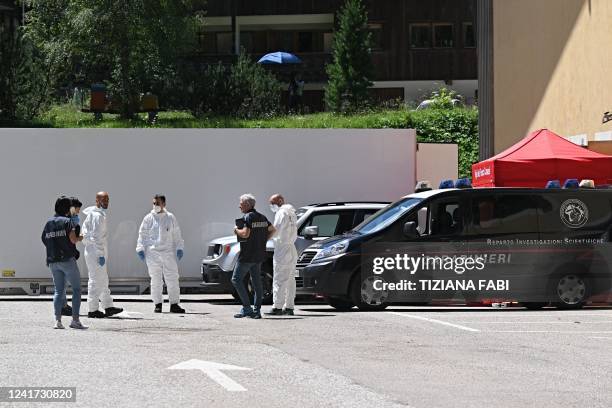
[352, 209, 380, 227]
[298, 212, 340, 237]
[470, 195, 537, 234]
[429, 201, 462, 236]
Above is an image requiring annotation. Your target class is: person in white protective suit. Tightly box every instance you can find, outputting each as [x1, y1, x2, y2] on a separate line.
[265, 194, 298, 316]
[81, 191, 123, 318]
[136, 194, 186, 314]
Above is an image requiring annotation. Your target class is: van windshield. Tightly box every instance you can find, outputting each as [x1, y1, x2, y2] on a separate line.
[353, 198, 422, 235]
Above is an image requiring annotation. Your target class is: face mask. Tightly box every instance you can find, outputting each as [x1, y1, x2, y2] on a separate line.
[153, 205, 162, 213]
[270, 204, 279, 213]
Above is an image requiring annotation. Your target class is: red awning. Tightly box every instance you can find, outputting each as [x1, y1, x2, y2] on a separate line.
[472, 129, 612, 187]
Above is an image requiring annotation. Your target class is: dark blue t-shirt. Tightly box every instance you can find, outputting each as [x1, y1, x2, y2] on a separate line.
[238, 209, 270, 263]
[41, 215, 79, 265]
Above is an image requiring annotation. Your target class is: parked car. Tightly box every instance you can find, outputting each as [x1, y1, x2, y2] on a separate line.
[201, 202, 389, 303]
[297, 187, 612, 311]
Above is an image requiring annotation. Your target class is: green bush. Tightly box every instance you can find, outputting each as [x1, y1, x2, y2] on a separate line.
[174, 53, 281, 119]
[408, 109, 479, 178]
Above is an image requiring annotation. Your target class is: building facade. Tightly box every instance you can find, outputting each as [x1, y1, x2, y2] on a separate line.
[199, 0, 478, 110]
[478, 0, 612, 158]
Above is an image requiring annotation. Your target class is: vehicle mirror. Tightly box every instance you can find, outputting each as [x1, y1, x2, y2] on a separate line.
[403, 221, 419, 239]
[303, 226, 319, 239]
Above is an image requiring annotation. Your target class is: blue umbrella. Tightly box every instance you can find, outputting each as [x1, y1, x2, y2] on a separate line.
[257, 51, 302, 64]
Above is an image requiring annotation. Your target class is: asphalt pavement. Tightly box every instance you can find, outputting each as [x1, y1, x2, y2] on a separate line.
[1, 295, 611, 408]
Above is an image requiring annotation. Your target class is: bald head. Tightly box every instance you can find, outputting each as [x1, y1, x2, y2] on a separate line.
[96, 191, 109, 209]
[269, 194, 284, 206]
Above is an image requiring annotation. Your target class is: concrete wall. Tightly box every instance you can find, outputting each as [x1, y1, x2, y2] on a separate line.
[416, 143, 459, 188]
[492, 0, 612, 152]
[0, 129, 416, 287]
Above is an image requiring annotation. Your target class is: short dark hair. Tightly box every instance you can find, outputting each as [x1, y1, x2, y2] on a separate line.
[70, 197, 82, 208]
[154, 194, 166, 204]
[55, 196, 71, 216]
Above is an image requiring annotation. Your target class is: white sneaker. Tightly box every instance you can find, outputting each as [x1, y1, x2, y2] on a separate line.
[54, 320, 65, 330]
[69, 320, 88, 330]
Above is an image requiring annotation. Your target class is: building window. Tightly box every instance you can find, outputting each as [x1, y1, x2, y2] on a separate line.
[240, 31, 254, 53]
[297, 32, 313, 52]
[433, 23, 454, 48]
[275, 31, 294, 52]
[323, 32, 334, 53]
[463, 22, 475, 48]
[368, 23, 384, 51]
[410, 24, 431, 48]
[216, 32, 233, 54]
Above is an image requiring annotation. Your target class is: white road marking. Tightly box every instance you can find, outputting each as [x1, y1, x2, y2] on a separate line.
[168, 359, 252, 392]
[388, 312, 480, 332]
[488, 331, 612, 334]
[452, 321, 612, 324]
[591, 336, 612, 339]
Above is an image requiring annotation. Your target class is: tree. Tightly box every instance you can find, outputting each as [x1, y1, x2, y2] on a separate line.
[24, 0, 204, 119]
[325, 0, 374, 113]
[0, 27, 50, 122]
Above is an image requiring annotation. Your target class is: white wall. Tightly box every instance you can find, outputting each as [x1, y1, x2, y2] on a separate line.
[0, 128, 416, 285]
[416, 143, 459, 189]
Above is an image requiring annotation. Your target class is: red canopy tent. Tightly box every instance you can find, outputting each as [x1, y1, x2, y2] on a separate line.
[472, 129, 612, 187]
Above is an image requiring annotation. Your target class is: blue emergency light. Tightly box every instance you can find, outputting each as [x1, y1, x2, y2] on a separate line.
[545, 180, 561, 188]
[563, 179, 579, 189]
[454, 178, 472, 189]
[439, 180, 454, 189]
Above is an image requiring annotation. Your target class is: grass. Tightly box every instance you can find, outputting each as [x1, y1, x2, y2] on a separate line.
[30, 104, 414, 129]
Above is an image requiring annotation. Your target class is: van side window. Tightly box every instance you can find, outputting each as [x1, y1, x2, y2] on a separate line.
[430, 202, 462, 236]
[471, 195, 537, 234]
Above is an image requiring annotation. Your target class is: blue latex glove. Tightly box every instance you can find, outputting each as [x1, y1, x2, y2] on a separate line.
[71, 215, 80, 225]
[137, 251, 145, 262]
[177, 249, 184, 260]
[98, 256, 105, 267]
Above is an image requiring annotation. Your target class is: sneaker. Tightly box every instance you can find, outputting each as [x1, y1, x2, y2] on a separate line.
[69, 320, 88, 330]
[249, 312, 262, 319]
[154, 303, 162, 313]
[88, 310, 106, 318]
[170, 304, 185, 314]
[264, 308, 284, 316]
[54, 320, 65, 330]
[61, 305, 73, 316]
[233, 311, 253, 318]
[283, 308, 295, 316]
[105, 307, 124, 317]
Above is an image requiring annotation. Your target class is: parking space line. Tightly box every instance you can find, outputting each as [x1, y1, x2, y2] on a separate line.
[387, 312, 480, 332]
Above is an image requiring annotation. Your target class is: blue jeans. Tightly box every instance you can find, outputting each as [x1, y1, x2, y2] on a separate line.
[50, 258, 81, 319]
[231, 261, 263, 314]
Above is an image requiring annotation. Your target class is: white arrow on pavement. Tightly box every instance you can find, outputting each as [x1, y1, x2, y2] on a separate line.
[167, 359, 252, 392]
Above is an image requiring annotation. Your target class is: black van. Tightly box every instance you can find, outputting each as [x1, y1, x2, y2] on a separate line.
[297, 188, 612, 311]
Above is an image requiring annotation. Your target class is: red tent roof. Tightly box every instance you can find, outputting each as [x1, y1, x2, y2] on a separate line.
[472, 129, 612, 187]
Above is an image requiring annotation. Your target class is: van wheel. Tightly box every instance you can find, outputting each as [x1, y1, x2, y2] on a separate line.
[328, 297, 354, 311]
[350, 275, 388, 311]
[552, 273, 588, 309]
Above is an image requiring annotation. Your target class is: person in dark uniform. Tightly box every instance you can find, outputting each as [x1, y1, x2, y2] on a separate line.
[41, 196, 87, 330]
[60, 197, 83, 317]
[232, 194, 276, 319]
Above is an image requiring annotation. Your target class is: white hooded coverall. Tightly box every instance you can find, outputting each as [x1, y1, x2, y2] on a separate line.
[136, 210, 184, 305]
[81, 206, 115, 312]
[272, 204, 298, 309]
